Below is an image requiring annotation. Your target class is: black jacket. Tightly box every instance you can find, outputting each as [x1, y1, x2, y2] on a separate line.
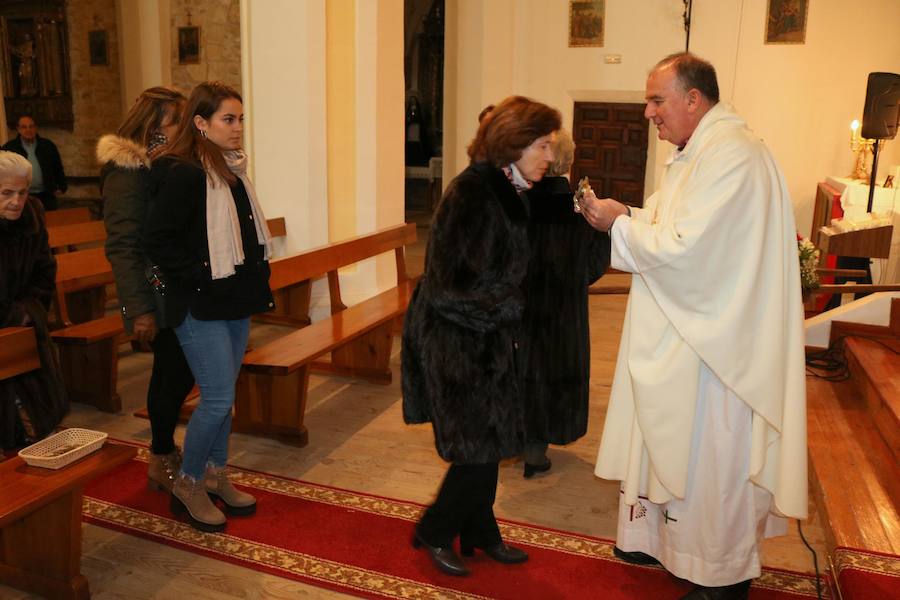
[2, 135, 67, 194]
[401, 162, 529, 464]
[144, 157, 274, 326]
[520, 176, 611, 445]
[0, 198, 68, 447]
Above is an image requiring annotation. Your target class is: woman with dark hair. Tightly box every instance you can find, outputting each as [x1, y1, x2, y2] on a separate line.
[520, 128, 611, 477]
[98, 86, 194, 493]
[145, 81, 274, 532]
[0, 150, 67, 449]
[403, 95, 561, 576]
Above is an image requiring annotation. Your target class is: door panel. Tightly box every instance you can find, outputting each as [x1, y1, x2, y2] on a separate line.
[571, 102, 648, 208]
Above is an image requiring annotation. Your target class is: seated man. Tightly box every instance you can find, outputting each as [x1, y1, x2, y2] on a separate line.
[2, 115, 67, 211]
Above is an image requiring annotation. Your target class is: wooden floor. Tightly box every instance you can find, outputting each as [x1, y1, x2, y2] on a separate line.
[1, 224, 828, 599]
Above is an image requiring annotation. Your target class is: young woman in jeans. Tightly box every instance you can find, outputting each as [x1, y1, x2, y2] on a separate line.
[145, 81, 274, 532]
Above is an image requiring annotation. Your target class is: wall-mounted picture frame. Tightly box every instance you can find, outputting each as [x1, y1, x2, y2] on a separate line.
[178, 26, 200, 64]
[765, 0, 809, 44]
[88, 29, 108, 66]
[569, 1, 604, 48]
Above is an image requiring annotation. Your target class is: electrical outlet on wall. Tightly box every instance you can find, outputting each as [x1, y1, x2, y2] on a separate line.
[604, 54, 622, 64]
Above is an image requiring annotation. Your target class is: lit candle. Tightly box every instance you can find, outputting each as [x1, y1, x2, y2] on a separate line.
[850, 119, 860, 143]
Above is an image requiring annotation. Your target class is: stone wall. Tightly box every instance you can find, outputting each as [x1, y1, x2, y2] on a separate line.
[10, 0, 123, 182]
[170, 0, 241, 93]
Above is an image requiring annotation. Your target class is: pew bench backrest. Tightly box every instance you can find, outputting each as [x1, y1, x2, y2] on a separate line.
[53, 247, 114, 326]
[44, 207, 91, 228]
[0, 327, 40, 380]
[47, 220, 107, 252]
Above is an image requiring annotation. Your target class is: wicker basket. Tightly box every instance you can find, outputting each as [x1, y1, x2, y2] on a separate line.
[18, 428, 108, 469]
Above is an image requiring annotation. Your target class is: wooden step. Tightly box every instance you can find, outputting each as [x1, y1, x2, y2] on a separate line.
[844, 337, 900, 463]
[806, 376, 900, 556]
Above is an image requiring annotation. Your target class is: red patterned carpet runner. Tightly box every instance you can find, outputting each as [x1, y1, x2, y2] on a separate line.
[832, 548, 900, 600]
[83, 445, 826, 599]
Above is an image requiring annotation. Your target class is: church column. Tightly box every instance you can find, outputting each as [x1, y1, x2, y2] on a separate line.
[324, 0, 404, 304]
[115, 0, 171, 112]
[239, 0, 328, 255]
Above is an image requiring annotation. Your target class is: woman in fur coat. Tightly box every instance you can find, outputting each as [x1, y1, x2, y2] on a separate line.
[520, 129, 611, 477]
[402, 96, 561, 577]
[98, 87, 195, 492]
[0, 151, 68, 449]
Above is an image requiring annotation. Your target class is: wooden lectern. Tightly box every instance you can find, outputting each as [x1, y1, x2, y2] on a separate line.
[817, 224, 893, 259]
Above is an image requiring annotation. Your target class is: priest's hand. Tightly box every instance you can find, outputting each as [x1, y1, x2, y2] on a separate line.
[580, 190, 629, 232]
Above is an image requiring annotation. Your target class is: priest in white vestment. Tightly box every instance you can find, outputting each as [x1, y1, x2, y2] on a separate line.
[580, 52, 808, 600]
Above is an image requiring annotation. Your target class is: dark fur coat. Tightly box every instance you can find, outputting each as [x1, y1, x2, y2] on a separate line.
[0, 197, 68, 448]
[521, 177, 610, 445]
[402, 162, 529, 464]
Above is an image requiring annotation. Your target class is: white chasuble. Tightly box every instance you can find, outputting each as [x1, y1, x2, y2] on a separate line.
[595, 104, 808, 533]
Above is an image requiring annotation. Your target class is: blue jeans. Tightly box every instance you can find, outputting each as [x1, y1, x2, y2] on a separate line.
[174, 314, 250, 480]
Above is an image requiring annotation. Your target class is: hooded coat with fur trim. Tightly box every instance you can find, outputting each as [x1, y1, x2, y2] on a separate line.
[402, 162, 530, 464]
[97, 134, 162, 332]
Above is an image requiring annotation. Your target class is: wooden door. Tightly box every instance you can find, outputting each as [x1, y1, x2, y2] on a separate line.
[571, 102, 648, 208]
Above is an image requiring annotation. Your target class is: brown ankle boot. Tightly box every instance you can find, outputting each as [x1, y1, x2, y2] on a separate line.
[171, 474, 226, 532]
[147, 448, 182, 493]
[205, 467, 257, 516]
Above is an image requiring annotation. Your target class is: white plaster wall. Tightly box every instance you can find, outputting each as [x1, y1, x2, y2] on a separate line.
[444, 0, 683, 184]
[445, 0, 900, 236]
[691, 0, 900, 237]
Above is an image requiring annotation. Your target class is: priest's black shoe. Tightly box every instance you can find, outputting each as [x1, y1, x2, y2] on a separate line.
[613, 546, 661, 566]
[411, 532, 470, 576]
[523, 458, 551, 479]
[679, 579, 752, 600]
[461, 542, 529, 564]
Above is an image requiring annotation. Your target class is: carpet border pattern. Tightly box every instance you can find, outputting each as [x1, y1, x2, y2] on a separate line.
[833, 547, 900, 578]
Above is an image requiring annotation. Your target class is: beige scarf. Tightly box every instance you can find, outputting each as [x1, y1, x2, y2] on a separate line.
[205, 150, 273, 280]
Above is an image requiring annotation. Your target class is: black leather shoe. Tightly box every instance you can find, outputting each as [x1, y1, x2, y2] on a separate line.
[613, 546, 661, 566]
[523, 459, 552, 479]
[412, 533, 470, 576]
[680, 580, 752, 600]
[461, 542, 529, 564]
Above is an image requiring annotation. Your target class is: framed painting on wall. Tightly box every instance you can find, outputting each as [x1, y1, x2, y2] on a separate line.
[88, 30, 107, 66]
[569, 0, 604, 48]
[765, 0, 809, 44]
[178, 26, 200, 64]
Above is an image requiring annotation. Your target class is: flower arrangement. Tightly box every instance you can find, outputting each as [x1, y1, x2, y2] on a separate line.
[797, 233, 820, 293]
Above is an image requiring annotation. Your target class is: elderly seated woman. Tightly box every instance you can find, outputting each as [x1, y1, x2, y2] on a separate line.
[0, 150, 68, 449]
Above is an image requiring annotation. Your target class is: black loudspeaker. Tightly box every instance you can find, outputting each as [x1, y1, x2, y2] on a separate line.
[861, 72, 900, 140]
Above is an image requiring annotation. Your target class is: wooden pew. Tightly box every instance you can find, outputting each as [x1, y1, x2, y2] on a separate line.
[0, 329, 133, 599]
[48, 219, 289, 416]
[51, 315, 128, 413]
[234, 222, 418, 446]
[48, 216, 286, 256]
[47, 220, 107, 253]
[0, 442, 135, 600]
[0, 327, 40, 381]
[44, 207, 91, 228]
[53, 247, 113, 327]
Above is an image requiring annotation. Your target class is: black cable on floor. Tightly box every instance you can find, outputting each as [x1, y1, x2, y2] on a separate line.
[805, 336, 850, 381]
[797, 520, 824, 600]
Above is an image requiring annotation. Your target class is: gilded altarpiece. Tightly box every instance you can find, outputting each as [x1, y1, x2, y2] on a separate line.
[0, 0, 73, 129]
